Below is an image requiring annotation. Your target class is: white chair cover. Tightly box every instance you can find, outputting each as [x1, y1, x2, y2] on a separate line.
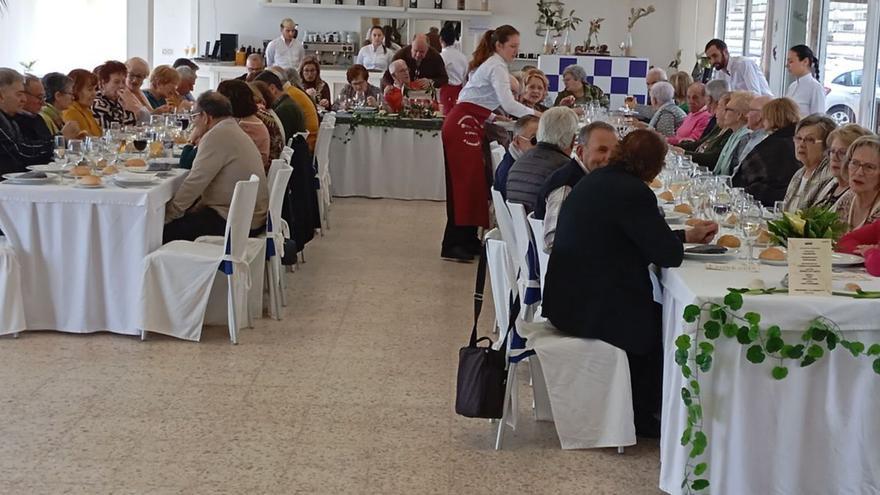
[484, 229, 516, 340]
[315, 113, 336, 231]
[519, 320, 636, 450]
[506, 201, 542, 321]
[526, 213, 550, 293]
[489, 141, 506, 174]
[139, 175, 261, 342]
[0, 238, 25, 335]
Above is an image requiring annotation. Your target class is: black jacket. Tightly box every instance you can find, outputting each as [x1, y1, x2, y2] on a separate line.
[541, 164, 684, 355]
[0, 111, 53, 175]
[732, 124, 799, 207]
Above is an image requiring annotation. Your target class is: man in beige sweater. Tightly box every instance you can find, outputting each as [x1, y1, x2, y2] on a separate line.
[163, 91, 269, 243]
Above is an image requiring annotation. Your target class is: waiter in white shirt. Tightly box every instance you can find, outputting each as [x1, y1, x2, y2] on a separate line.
[265, 18, 305, 71]
[440, 25, 540, 262]
[785, 44, 826, 116]
[705, 38, 773, 96]
[439, 24, 468, 115]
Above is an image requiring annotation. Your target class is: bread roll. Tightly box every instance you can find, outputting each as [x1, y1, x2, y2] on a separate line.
[650, 178, 663, 189]
[717, 234, 741, 248]
[70, 165, 91, 177]
[102, 165, 119, 175]
[759, 247, 785, 261]
[756, 229, 772, 245]
[673, 203, 693, 215]
[78, 175, 101, 186]
[125, 158, 146, 168]
[845, 283, 863, 292]
[659, 191, 674, 202]
[725, 213, 738, 225]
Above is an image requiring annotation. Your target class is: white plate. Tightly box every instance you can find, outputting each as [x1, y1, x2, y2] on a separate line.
[683, 243, 739, 261]
[73, 182, 104, 189]
[759, 250, 865, 267]
[664, 212, 688, 224]
[121, 165, 153, 174]
[116, 172, 156, 183]
[2, 172, 53, 185]
[26, 164, 66, 174]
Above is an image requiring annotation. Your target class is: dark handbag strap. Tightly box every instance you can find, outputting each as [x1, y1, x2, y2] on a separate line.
[468, 243, 489, 347]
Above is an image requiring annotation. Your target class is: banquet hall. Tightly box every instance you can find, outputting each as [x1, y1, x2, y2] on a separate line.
[1, 0, 880, 493]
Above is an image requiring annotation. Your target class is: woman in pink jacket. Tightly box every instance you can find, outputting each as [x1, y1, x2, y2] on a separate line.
[838, 219, 880, 276]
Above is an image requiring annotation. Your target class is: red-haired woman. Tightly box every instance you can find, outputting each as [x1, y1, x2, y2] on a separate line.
[62, 69, 102, 137]
[441, 25, 539, 262]
[92, 60, 140, 128]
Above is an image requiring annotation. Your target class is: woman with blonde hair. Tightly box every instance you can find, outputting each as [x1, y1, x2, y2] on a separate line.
[669, 71, 693, 112]
[783, 113, 838, 211]
[713, 90, 754, 175]
[143, 65, 181, 113]
[814, 124, 874, 209]
[519, 69, 549, 112]
[732, 97, 801, 205]
[836, 136, 880, 232]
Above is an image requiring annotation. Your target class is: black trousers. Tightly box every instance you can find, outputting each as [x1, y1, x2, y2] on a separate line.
[163, 207, 228, 243]
[626, 309, 664, 421]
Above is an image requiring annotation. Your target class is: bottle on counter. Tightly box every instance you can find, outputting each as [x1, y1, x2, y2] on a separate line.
[434, 0, 443, 8]
[335, 0, 343, 4]
[378, 0, 387, 5]
[481, 0, 488, 10]
[457, 0, 465, 9]
[409, 0, 417, 7]
[235, 47, 246, 66]
[357, 0, 365, 4]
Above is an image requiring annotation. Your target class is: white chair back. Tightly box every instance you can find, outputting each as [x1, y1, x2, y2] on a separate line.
[505, 201, 532, 279]
[489, 142, 506, 173]
[267, 165, 293, 242]
[280, 148, 294, 165]
[527, 213, 549, 293]
[315, 119, 336, 177]
[223, 175, 261, 266]
[491, 189, 519, 272]
[268, 159, 286, 186]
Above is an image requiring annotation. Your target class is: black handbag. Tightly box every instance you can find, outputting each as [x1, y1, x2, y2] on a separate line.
[455, 246, 518, 419]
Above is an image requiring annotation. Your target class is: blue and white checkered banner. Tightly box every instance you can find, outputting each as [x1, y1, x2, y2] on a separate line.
[537, 55, 650, 110]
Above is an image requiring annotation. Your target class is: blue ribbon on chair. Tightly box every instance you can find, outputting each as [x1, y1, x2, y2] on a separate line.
[265, 213, 276, 260]
[219, 237, 234, 275]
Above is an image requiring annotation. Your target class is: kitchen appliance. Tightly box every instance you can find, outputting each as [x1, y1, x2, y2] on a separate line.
[302, 31, 358, 66]
[219, 33, 239, 61]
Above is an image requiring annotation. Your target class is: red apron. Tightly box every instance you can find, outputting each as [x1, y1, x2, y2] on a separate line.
[442, 102, 492, 228]
[439, 84, 463, 116]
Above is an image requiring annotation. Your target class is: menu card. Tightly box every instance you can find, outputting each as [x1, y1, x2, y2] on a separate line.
[787, 238, 832, 296]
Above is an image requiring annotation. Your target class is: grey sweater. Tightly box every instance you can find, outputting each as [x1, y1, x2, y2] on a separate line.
[505, 142, 572, 212]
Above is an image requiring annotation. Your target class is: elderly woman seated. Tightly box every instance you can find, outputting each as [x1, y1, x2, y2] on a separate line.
[40, 72, 74, 136]
[62, 69, 102, 137]
[710, 90, 754, 176]
[333, 64, 382, 111]
[553, 64, 608, 110]
[519, 69, 549, 112]
[143, 65, 182, 113]
[732, 97, 801, 206]
[836, 136, 880, 232]
[632, 81, 686, 138]
[783, 113, 838, 211]
[814, 124, 874, 209]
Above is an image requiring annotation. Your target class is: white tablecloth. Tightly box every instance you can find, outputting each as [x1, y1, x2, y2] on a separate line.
[658, 261, 880, 494]
[328, 123, 446, 201]
[0, 172, 187, 335]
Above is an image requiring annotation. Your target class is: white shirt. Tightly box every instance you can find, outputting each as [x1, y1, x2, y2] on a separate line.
[356, 44, 392, 72]
[713, 56, 773, 96]
[441, 46, 469, 87]
[542, 156, 589, 253]
[265, 36, 305, 70]
[458, 54, 535, 117]
[785, 73, 826, 116]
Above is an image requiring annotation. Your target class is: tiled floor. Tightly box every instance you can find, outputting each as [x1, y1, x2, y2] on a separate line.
[0, 198, 661, 494]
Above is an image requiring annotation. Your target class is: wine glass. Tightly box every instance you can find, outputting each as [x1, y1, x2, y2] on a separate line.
[54, 136, 66, 163]
[740, 201, 765, 270]
[132, 133, 148, 155]
[710, 184, 733, 225]
[668, 169, 688, 205]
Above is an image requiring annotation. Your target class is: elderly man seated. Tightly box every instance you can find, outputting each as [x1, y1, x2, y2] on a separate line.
[535, 121, 619, 252]
[381, 33, 449, 90]
[239, 54, 266, 83]
[493, 115, 539, 199]
[1, 68, 79, 174]
[729, 94, 772, 173]
[13, 75, 53, 148]
[632, 67, 668, 122]
[632, 81, 686, 137]
[505, 107, 579, 212]
[176, 66, 197, 104]
[163, 91, 269, 243]
[334, 64, 382, 111]
[668, 82, 712, 145]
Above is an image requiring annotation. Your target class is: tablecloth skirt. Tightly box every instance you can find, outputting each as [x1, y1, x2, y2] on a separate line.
[0, 239, 25, 335]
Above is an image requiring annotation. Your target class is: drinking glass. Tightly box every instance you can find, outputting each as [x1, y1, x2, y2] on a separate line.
[773, 200, 786, 219]
[132, 134, 148, 153]
[740, 201, 765, 269]
[67, 139, 84, 165]
[668, 169, 688, 204]
[53, 136, 66, 162]
[710, 184, 733, 225]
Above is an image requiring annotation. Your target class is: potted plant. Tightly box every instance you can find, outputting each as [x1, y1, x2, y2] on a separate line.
[536, 0, 564, 53]
[557, 10, 583, 55]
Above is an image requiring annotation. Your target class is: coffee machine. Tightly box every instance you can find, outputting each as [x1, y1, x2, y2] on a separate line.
[301, 31, 357, 67]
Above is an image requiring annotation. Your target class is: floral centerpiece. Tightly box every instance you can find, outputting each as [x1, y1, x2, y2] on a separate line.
[384, 82, 439, 118]
[766, 206, 847, 247]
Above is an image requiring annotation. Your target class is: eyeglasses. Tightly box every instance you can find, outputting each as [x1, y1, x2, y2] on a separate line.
[25, 93, 46, 101]
[794, 136, 822, 145]
[849, 159, 880, 174]
[829, 148, 848, 159]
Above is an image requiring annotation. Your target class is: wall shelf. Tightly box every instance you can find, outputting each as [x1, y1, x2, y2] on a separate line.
[260, 1, 492, 18]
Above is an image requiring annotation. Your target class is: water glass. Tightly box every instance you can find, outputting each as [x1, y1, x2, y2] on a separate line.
[740, 201, 765, 269]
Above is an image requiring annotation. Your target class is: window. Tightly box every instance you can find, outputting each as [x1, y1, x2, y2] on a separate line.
[720, 0, 768, 70]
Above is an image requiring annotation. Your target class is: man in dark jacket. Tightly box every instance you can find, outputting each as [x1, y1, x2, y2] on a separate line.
[254, 70, 306, 141]
[381, 34, 449, 90]
[505, 107, 579, 212]
[13, 75, 53, 165]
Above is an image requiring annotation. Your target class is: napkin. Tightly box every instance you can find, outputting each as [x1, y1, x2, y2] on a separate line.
[704, 262, 759, 272]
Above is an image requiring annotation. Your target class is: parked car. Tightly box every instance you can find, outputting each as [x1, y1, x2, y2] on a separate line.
[824, 69, 880, 126]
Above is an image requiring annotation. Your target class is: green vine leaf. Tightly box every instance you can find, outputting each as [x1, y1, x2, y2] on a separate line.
[690, 380, 701, 395]
[690, 431, 708, 457]
[683, 305, 701, 323]
[801, 355, 817, 367]
[692, 479, 710, 490]
[681, 364, 692, 378]
[695, 353, 713, 372]
[736, 326, 753, 345]
[867, 344, 880, 356]
[765, 336, 784, 354]
[675, 334, 691, 350]
[681, 387, 692, 406]
[724, 291, 743, 310]
[873, 358, 880, 375]
[722, 323, 739, 338]
[698, 342, 714, 354]
[826, 332, 838, 350]
[772, 366, 789, 380]
[693, 462, 707, 476]
[767, 325, 781, 339]
[746, 345, 765, 363]
[675, 349, 689, 366]
[807, 344, 824, 359]
[848, 341, 865, 357]
[703, 321, 721, 339]
[680, 426, 692, 446]
[744, 312, 761, 325]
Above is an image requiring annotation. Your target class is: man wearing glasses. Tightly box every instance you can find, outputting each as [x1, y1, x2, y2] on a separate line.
[13, 75, 53, 150]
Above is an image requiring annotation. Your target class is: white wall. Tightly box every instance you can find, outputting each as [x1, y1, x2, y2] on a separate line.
[152, 0, 199, 66]
[190, 0, 689, 70]
[127, 0, 153, 62]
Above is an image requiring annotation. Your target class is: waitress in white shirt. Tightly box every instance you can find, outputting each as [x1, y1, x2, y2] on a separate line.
[440, 25, 540, 261]
[785, 45, 825, 117]
[356, 26, 392, 72]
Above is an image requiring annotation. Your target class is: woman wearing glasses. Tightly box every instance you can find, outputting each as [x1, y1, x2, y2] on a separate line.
[782, 113, 837, 211]
[813, 124, 873, 209]
[836, 136, 880, 232]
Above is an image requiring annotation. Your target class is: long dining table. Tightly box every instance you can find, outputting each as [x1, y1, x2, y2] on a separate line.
[0, 169, 187, 336]
[657, 256, 880, 494]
